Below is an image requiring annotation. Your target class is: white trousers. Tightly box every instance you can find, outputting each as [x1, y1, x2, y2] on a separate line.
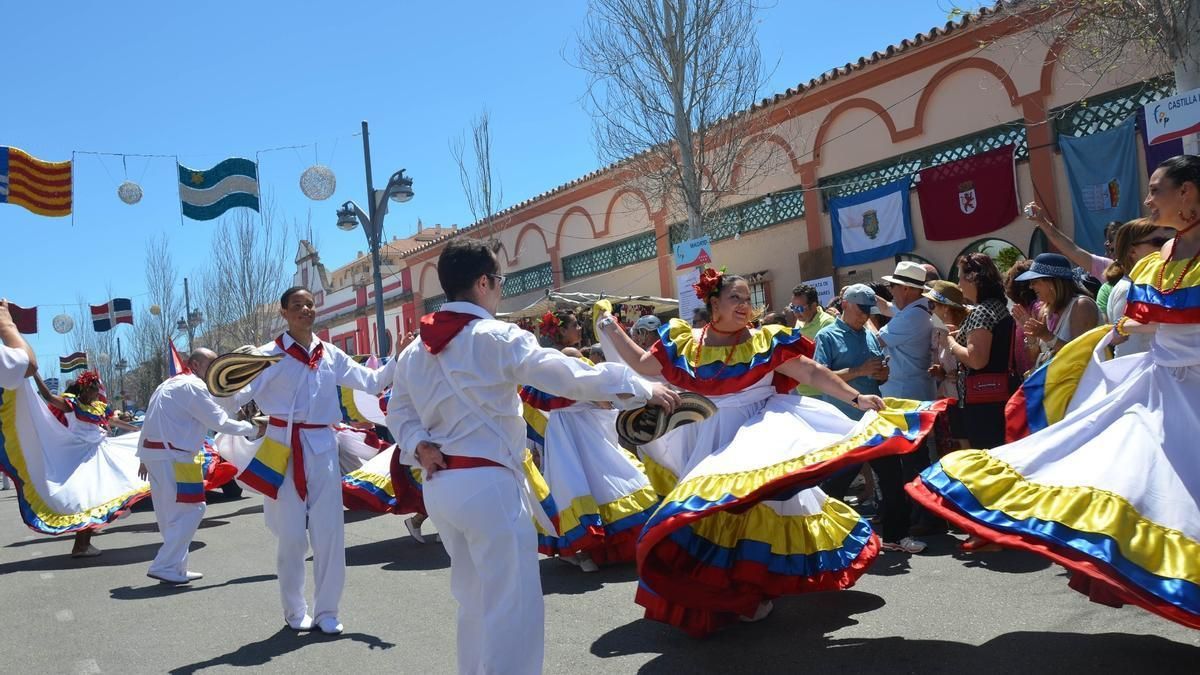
[262, 432, 345, 625]
[145, 458, 205, 579]
[423, 467, 544, 675]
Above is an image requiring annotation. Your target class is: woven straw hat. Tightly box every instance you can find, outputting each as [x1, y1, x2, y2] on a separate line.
[204, 346, 283, 397]
[616, 392, 717, 447]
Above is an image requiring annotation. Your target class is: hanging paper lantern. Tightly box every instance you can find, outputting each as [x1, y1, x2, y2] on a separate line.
[149, 305, 161, 316]
[118, 181, 143, 205]
[300, 165, 336, 200]
[52, 314, 74, 334]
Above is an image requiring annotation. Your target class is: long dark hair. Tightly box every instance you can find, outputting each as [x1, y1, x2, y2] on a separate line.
[1157, 155, 1200, 193]
[956, 253, 1006, 303]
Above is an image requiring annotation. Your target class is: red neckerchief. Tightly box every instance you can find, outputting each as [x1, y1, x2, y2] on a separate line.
[275, 334, 324, 369]
[420, 311, 478, 355]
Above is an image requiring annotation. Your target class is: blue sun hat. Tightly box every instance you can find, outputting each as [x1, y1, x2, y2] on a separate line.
[1015, 253, 1076, 281]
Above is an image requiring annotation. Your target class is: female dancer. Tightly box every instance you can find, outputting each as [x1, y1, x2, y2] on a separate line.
[597, 268, 944, 636]
[910, 156, 1200, 630]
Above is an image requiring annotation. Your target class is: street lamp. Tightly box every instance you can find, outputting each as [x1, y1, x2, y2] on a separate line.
[335, 120, 415, 357]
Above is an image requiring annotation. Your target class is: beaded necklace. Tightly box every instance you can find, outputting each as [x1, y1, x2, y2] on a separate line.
[1156, 219, 1200, 295]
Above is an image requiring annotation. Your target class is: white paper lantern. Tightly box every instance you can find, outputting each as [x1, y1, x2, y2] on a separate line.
[300, 165, 336, 200]
[52, 314, 74, 334]
[118, 181, 143, 205]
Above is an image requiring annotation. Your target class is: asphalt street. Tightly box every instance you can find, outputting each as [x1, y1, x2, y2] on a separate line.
[1, 489, 1197, 675]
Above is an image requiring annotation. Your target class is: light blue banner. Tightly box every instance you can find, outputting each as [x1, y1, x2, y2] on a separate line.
[1059, 117, 1140, 255]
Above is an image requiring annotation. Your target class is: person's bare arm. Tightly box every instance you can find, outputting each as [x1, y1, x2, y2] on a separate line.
[33, 373, 70, 412]
[948, 328, 994, 371]
[776, 357, 885, 411]
[594, 311, 663, 377]
[1025, 202, 1101, 271]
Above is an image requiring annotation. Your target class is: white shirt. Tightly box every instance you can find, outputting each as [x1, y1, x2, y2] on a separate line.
[387, 301, 653, 470]
[138, 373, 257, 461]
[225, 332, 396, 434]
[0, 344, 30, 389]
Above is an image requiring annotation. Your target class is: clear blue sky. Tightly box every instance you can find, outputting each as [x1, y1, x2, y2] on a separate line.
[2, 0, 985, 365]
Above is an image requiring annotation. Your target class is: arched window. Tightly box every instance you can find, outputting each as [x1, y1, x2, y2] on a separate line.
[948, 237, 1025, 282]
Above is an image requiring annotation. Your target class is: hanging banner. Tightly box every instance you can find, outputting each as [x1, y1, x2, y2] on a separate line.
[1138, 106, 1185, 176]
[1059, 117, 1140, 255]
[60, 352, 88, 373]
[7, 303, 37, 334]
[800, 276, 836, 308]
[674, 236, 713, 325]
[1144, 86, 1200, 145]
[0, 146, 72, 217]
[830, 178, 914, 267]
[916, 145, 1018, 241]
[178, 158, 261, 221]
[91, 298, 134, 332]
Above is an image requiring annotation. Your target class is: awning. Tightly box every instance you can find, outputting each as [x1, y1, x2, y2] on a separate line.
[498, 291, 679, 320]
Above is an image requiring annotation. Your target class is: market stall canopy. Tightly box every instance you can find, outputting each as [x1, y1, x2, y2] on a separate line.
[498, 291, 678, 320]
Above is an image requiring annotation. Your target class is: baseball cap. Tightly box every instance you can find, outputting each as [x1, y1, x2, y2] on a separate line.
[841, 284, 882, 315]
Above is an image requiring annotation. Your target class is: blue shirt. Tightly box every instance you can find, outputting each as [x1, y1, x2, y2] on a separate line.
[812, 318, 883, 420]
[878, 298, 937, 401]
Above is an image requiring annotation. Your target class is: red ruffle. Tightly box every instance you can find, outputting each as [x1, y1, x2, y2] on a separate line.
[539, 525, 638, 565]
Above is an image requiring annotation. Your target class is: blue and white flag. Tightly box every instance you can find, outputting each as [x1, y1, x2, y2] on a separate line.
[830, 177, 915, 266]
[178, 158, 260, 221]
[1059, 117, 1140, 255]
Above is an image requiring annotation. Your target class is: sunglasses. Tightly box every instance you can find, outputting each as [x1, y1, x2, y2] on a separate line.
[486, 273, 507, 285]
[1133, 237, 1170, 247]
[787, 303, 807, 313]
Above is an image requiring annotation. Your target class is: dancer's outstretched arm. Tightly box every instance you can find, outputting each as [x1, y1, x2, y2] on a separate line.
[33, 372, 71, 412]
[594, 308, 663, 377]
[777, 357, 884, 412]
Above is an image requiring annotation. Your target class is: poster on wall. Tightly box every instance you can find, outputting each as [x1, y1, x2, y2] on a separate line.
[673, 236, 713, 325]
[1144, 86, 1200, 145]
[801, 276, 836, 308]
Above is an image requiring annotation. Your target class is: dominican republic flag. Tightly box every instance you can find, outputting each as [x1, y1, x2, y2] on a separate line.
[916, 145, 1018, 242]
[830, 177, 915, 267]
[168, 341, 190, 376]
[91, 298, 133, 332]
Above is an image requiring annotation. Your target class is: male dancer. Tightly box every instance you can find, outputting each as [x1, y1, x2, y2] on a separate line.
[0, 299, 37, 388]
[137, 348, 265, 584]
[386, 239, 679, 674]
[225, 287, 395, 634]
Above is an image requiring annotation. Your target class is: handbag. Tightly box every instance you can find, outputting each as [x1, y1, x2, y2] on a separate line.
[962, 316, 1017, 405]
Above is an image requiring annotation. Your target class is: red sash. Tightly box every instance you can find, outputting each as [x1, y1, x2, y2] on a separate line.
[268, 417, 327, 500]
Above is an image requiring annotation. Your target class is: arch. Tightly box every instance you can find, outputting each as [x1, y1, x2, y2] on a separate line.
[553, 205, 602, 251]
[417, 262, 440, 297]
[492, 240, 515, 268]
[911, 57, 1022, 137]
[603, 187, 656, 235]
[946, 237, 1026, 282]
[731, 132, 803, 188]
[812, 98, 902, 163]
[512, 221, 551, 265]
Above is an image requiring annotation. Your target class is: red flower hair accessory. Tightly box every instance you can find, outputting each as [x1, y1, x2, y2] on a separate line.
[76, 370, 101, 389]
[538, 311, 561, 339]
[692, 266, 724, 301]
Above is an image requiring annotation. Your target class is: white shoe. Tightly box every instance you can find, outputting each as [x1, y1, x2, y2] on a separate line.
[881, 536, 927, 554]
[739, 600, 774, 623]
[315, 617, 343, 635]
[286, 615, 314, 631]
[404, 516, 427, 544]
[578, 553, 600, 573]
[185, 571, 204, 581]
[147, 571, 190, 585]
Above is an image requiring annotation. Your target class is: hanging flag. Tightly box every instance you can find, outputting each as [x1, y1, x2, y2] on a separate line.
[178, 158, 260, 221]
[7, 303, 37, 334]
[91, 298, 133, 332]
[830, 178, 915, 267]
[916, 145, 1018, 241]
[0, 146, 72, 217]
[60, 352, 88, 373]
[1059, 117, 1141, 255]
[168, 341, 190, 377]
[1138, 107, 1184, 177]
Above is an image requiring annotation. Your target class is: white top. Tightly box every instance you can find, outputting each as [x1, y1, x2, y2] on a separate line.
[225, 333, 396, 446]
[386, 301, 653, 470]
[0, 344, 30, 389]
[1107, 277, 1153, 358]
[138, 373, 257, 461]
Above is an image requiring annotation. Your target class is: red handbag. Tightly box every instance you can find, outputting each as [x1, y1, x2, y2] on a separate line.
[962, 318, 1018, 405]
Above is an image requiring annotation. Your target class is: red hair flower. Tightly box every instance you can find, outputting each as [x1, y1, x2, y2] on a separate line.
[76, 370, 101, 389]
[538, 311, 561, 338]
[692, 266, 723, 301]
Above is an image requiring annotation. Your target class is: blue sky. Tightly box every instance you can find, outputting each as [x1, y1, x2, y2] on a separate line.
[2, 0, 984, 364]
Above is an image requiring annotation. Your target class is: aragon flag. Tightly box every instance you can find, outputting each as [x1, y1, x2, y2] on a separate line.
[916, 145, 1018, 241]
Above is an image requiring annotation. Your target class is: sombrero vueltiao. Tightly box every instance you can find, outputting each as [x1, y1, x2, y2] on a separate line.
[616, 392, 717, 447]
[204, 346, 284, 397]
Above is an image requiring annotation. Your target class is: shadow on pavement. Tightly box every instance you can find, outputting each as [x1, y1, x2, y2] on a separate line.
[953, 548, 1054, 574]
[109, 573, 277, 600]
[168, 627, 395, 674]
[591, 590, 1200, 674]
[345, 537, 451, 571]
[540, 558, 638, 595]
[0, 541, 206, 574]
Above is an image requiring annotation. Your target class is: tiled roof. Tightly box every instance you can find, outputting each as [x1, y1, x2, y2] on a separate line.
[398, 1, 1013, 260]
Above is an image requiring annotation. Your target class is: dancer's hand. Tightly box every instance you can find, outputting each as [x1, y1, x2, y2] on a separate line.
[646, 383, 680, 413]
[854, 394, 885, 412]
[416, 441, 446, 477]
[138, 463, 148, 481]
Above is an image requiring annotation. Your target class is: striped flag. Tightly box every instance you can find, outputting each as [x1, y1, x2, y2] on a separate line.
[60, 352, 88, 373]
[178, 158, 260, 221]
[168, 341, 190, 377]
[0, 147, 72, 217]
[91, 298, 133, 332]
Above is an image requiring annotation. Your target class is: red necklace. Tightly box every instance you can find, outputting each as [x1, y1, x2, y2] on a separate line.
[1155, 234, 1200, 296]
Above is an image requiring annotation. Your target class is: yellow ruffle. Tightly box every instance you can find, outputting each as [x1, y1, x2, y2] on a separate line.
[687, 495, 863, 555]
[1130, 251, 1200, 289]
[1041, 324, 1112, 425]
[662, 318, 797, 367]
[555, 485, 659, 534]
[941, 450, 1200, 584]
[345, 466, 395, 497]
[667, 398, 929, 505]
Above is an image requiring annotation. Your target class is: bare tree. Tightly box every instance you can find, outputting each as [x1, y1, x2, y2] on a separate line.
[576, 0, 776, 239]
[68, 294, 121, 403]
[125, 234, 182, 405]
[973, 1, 1200, 150]
[198, 200, 290, 353]
[450, 108, 504, 243]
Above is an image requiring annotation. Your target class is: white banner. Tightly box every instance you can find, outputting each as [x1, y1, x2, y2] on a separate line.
[1145, 86, 1200, 145]
[801, 276, 836, 308]
[676, 268, 703, 326]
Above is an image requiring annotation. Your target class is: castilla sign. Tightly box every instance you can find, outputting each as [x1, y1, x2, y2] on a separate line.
[1145, 86, 1200, 145]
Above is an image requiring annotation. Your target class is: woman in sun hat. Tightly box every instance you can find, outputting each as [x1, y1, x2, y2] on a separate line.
[1011, 252, 1102, 366]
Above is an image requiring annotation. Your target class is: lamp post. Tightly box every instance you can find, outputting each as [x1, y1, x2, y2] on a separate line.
[175, 277, 203, 353]
[336, 120, 414, 357]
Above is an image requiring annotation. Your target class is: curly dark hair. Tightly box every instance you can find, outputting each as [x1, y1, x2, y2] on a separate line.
[1004, 259, 1038, 308]
[956, 253, 1006, 303]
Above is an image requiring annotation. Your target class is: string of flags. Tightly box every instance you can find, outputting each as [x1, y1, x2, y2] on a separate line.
[7, 298, 134, 336]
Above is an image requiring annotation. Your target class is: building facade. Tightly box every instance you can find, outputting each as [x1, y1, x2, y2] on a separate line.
[301, 5, 1168, 353]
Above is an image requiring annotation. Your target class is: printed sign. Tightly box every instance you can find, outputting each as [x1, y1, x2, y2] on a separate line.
[673, 236, 713, 271]
[1145, 86, 1200, 145]
[801, 276, 836, 308]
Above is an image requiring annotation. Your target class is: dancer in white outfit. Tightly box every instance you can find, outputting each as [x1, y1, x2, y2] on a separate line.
[222, 287, 395, 635]
[137, 348, 264, 584]
[386, 239, 679, 675]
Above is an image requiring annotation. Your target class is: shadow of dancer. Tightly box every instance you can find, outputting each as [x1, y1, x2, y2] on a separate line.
[109, 573, 277, 600]
[169, 627, 395, 674]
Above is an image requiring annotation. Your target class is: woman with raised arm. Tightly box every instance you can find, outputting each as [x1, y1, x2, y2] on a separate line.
[910, 155, 1200, 631]
[595, 267, 945, 637]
